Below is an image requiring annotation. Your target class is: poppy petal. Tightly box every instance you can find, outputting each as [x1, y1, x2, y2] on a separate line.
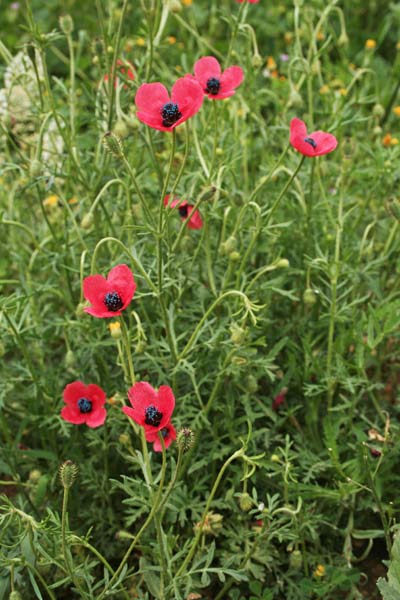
[220, 66, 244, 94]
[135, 82, 170, 116]
[61, 405, 86, 425]
[187, 206, 203, 229]
[83, 274, 109, 309]
[157, 385, 175, 421]
[85, 384, 107, 407]
[171, 77, 204, 120]
[309, 131, 338, 156]
[194, 56, 221, 89]
[63, 381, 87, 406]
[86, 407, 107, 428]
[126, 382, 158, 426]
[107, 264, 136, 310]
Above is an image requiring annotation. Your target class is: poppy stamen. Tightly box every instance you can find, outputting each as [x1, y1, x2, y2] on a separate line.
[304, 137, 317, 149]
[78, 397, 93, 414]
[161, 102, 182, 127]
[178, 205, 189, 218]
[104, 291, 123, 311]
[205, 77, 221, 95]
[145, 405, 163, 427]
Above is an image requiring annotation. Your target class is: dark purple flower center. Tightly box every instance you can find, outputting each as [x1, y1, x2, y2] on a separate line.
[78, 397, 92, 413]
[145, 405, 163, 427]
[161, 103, 182, 127]
[304, 137, 317, 149]
[104, 291, 123, 311]
[205, 77, 220, 95]
[178, 205, 189, 218]
[161, 427, 169, 438]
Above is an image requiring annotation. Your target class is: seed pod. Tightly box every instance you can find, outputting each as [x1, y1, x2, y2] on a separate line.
[177, 428, 195, 452]
[239, 492, 253, 512]
[102, 131, 124, 158]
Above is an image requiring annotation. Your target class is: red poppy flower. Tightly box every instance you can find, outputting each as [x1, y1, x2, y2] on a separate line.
[191, 57, 244, 100]
[104, 59, 135, 89]
[61, 381, 107, 428]
[272, 387, 288, 411]
[83, 264, 136, 318]
[122, 382, 175, 433]
[135, 77, 204, 132]
[145, 421, 177, 452]
[290, 118, 338, 157]
[164, 194, 203, 229]
[237, 0, 260, 3]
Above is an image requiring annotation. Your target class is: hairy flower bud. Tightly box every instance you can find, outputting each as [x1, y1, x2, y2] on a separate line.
[220, 235, 237, 256]
[239, 492, 253, 512]
[277, 258, 289, 268]
[65, 349, 75, 368]
[29, 159, 42, 178]
[102, 131, 124, 158]
[230, 323, 246, 345]
[59, 460, 78, 489]
[289, 549, 303, 569]
[109, 321, 122, 340]
[59, 14, 74, 35]
[168, 0, 182, 12]
[29, 469, 42, 483]
[303, 288, 317, 305]
[372, 103, 385, 119]
[9, 592, 23, 600]
[177, 427, 195, 452]
[81, 212, 94, 230]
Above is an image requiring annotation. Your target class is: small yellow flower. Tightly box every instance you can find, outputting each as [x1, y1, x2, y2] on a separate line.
[284, 32, 293, 44]
[383, 133, 393, 147]
[68, 197, 78, 205]
[391, 137, 399, 146]
[136, 37, 146, 47]
[237, 108, 246, 118]
[167, 36, 176, 45]
[338, 88, 347, 96]
[109, 321, 122, 339]
[43, 194, 59, 208]
[182, 0, 192, 5]
[319, 84, 330, 95]
[393, 106, 400, 117]
[365, 39, 376, 50]
[316, 31, 325, 41]
[397, 41, 400, 51]
[267, 56, 277, 70]
[314, 564, 326, 577]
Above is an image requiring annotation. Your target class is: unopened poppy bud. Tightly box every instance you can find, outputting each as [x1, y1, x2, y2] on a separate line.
[102, 131, 124, 158]
[113, 119, 129, 138]
[229, 251, 241, 262]
[81, 212, 94, 230]
[200, 186, 217, 201]
[0, 342, 5, 358]
[29, 469, 42, 483]
[252, 53, 263, 68]
[303, 288, 317, 305]
[115, 530, 134, 540]
[372, 103, 385, 118]
[135, 340, 146, 353]
[92, 55, 99, 65]
[168, 0, 182, 12]
[9, 592, 23, 600]
[239, 492, 253, 512]
[230, 323, 246, 345]
[59, 460, 78, 489]
[216, 147, 223, 156]
[118, 433, 130, 446]
[288, 86, 303, 108]
[289, 549, 303, 569]
[271, 454, 280, 463]
[338, 31, 349, 47]
[277, 258, 289, 268]
[245, 375, 258, 393]
[109, 321, 122, 339]
[311, 60, 321, 75]
[373, 125, 382, 137]
[29, 159, 42, 178]
[177, 427, 195, 452]
[59, 14, 74, 35]
[65, 349, 75, 368]
[107, 45, 114, 54]
[220, 236, 237, 255]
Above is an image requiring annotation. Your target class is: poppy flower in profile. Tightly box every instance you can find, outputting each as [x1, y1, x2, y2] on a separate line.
[135, 77, 204, 132]
[145, 421, 177, 452]
[61, 381, 107, 428]
[164, 194, 203, 229]
[83, 264, 136, 318]
[191, 56, 244, 100]
[104, 59, 135, 89]
[272, 387, 288, 411]
[122, 382, 175, 433]
[290, 118, 338, 157]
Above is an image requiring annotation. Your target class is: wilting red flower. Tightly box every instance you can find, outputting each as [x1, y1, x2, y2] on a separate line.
[122, 382, 175, 434]
[61, 381, 107, 428]
[135, 77, 203, 132]
[164, 194, 203, 229]
[272, 387, 288, 411]
[83, 264, 136, 318]
[191, 56, 244, 100]
[290, 118, 337, 157]
[104, 59, 135, 89]
[145, 421, 177, 452]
